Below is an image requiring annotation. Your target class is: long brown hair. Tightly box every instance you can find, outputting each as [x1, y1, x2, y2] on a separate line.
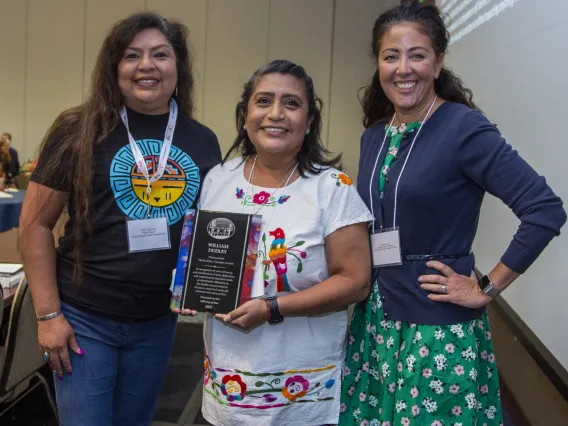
[37, 12, 195, 282]
[362, 2, 478, 128]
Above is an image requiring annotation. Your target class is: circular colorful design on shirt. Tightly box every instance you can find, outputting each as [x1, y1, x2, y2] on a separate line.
[130, 156, 187, 208]
[110, 139, 200, 225]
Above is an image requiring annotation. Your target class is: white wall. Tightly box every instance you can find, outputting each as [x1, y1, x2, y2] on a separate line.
[0, 0, 398, 177]
[441, 0, 568, 368]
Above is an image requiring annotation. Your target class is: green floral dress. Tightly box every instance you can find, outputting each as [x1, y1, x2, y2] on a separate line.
[339, 123, 503, 426]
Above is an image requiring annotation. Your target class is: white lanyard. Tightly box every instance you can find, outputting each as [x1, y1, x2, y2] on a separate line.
[368, 96, 437, 232]
[120, 99, 178, 217]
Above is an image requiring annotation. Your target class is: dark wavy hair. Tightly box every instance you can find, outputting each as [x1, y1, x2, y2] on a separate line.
[362, 2, 478, 128]
[36, 12, 194, 282]
[224, 59, 341, 175]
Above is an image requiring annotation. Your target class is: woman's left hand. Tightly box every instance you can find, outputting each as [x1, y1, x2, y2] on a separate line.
[419, 261, 492, 309]
[215, 298, 268, 331]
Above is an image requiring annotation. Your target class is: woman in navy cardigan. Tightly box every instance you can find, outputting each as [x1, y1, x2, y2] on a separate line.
[340, 4, 566, 426]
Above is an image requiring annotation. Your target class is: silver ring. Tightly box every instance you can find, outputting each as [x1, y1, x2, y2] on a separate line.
[442, 284, 447, 294]
[43, 351, 50, 363]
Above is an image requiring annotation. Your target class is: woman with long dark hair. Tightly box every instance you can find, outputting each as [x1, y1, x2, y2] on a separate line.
[340, 3, 565, 425]
[179, 59, 373, 426]
[19, 12, 220, 424]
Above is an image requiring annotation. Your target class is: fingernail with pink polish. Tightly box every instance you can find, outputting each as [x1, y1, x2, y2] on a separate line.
[77, 348, 84, 355]
[58, 375, 64, 380]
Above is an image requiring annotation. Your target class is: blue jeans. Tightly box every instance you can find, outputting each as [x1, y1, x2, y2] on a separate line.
[54, 302, 177, 426]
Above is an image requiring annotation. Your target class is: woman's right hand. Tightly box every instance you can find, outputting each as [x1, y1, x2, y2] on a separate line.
[38, 315, 83, 379]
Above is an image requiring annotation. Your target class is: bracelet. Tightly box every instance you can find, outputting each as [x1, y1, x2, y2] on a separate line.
[37, 311, 62, 322]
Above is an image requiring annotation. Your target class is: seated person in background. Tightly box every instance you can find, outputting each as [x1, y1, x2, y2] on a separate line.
[1, 133, 20, 176]
[0, 137, 17, 188]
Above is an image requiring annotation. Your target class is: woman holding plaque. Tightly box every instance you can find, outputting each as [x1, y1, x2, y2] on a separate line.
[182, 59, 373, 426]
[19, 12, 221, 425]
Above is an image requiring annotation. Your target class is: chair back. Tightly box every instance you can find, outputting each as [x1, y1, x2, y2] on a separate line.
[0, 277, 44, 396]
[0, 287, 3, 326]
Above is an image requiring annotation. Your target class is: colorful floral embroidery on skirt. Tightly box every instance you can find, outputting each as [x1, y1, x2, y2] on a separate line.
[340, 281, 503, 426]
[204, 354, 338, 409]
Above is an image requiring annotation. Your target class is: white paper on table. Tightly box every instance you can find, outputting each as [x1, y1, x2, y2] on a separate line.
[0, 271, 24, 288]
[0, 263, 23, 275]
[0, 192, 13, 198]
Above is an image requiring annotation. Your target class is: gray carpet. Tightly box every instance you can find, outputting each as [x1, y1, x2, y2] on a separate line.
[153, 322, 205, 424]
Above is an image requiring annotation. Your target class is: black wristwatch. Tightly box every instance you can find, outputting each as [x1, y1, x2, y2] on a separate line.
[478, 274, 501, 298]
[265, 296, 284, 324]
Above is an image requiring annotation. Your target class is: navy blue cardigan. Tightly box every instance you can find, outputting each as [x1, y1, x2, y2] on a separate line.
[357, 102, 566, 325]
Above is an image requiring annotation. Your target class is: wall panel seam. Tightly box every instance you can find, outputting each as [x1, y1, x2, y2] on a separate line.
[23, 0, 29, 158]
[325, 0, 337, 148]
[82, 0, 88, 102]
[266, 0, 272, 62]
[201, 0, 210, 123]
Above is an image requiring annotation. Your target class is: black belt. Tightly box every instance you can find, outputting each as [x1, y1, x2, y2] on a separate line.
[402, 251, 471, 261]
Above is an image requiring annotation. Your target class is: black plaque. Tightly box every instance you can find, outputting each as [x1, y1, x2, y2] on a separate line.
[171, 210, 261, 313]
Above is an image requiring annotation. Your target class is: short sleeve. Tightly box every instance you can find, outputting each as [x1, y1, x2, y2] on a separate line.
[319, 169, 374, 238]
[31, 132, 73, 192]
[198, 163, 222, 209]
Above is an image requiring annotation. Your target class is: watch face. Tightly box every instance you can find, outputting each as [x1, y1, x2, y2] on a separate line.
[479, 275, 492, 290]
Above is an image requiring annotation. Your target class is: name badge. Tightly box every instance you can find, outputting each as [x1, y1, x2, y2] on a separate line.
[371, 228, 402, 267]
[127, 217, 171, 253]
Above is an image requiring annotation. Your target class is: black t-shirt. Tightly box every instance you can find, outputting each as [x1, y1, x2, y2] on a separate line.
[32, 108, 221, 322]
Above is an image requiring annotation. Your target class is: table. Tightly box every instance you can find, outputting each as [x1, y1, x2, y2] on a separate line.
[0, 190, 25, 233]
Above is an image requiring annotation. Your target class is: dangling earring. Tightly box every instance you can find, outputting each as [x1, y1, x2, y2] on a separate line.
[175, 86, 178, 97]
[243, 124, 247, 130]
[305, 129, 310, 135]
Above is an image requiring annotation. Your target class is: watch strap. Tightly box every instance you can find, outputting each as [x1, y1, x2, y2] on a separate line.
[265, 296, 283, 324]
[483, 284, 501, 298]
[479, 275, 501, 298]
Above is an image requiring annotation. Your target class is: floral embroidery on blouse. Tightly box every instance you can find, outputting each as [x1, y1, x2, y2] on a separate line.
[258, 227, 307, 292]
[221, 374, 247, 402]
[282, 375, 310, 401]
[204, 357, 211, 386]
[204, 356, 337, 409]
[331, 172, 353, 186]
[253, 191, 270, 204]
[235, 187, 291, 207]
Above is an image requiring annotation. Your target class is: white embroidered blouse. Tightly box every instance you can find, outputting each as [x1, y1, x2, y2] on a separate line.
[199, 157, 373, 426]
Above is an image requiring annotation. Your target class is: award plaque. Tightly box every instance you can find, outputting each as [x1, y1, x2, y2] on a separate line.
[170, 209, 262, 313]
